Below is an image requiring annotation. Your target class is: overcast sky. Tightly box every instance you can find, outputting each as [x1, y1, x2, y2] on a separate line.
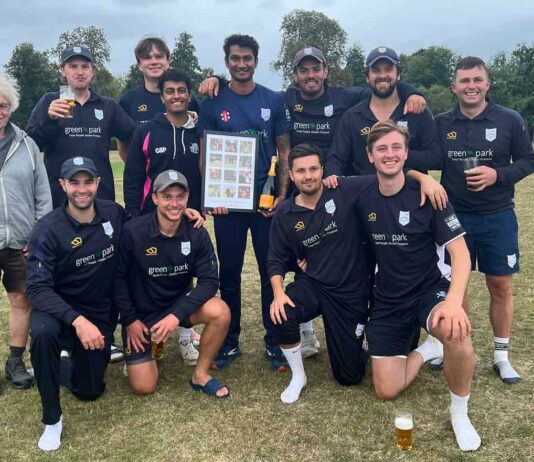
[2, 0, 533, 90]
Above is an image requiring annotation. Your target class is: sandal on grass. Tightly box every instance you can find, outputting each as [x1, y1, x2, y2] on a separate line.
[190, 378, 230, 399]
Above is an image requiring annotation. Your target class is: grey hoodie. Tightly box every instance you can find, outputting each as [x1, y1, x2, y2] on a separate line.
[0, 123, 52, 249]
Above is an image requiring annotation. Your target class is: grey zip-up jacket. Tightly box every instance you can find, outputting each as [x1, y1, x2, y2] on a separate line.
[0, 123, 52, 250]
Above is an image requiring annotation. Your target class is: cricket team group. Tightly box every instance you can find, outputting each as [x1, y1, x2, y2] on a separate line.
[0, 31, 532, 453]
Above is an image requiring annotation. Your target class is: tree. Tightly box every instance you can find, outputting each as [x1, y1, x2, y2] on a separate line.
[423, 84, 455, 115]
[51, 26, 111, 69]
[170, 32, 202, 88]
[345, 43, 367, 87]
[272, 9, 348, 87]
[402, 46, 458, 89]
[121, 64, 144, 95]
[4, 42, 60, 127]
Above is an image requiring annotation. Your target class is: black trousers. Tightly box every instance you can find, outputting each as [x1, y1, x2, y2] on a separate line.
[30, 311, 110, 425]
[272, 277, 369, 386]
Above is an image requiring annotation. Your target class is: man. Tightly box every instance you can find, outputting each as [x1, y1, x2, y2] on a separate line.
[197, 34, 292, 370]
[114, 170, 230, 398]
[325, 46, 438, 178]
[0, 74, 52, 391]
[124, 69, 202, 365]
[407, 57, 534, 384]
[355, 121, 480, 451]
[26, 45, 136, 207]
[27, 157, 127, 451]
[119, 36, 199, 124]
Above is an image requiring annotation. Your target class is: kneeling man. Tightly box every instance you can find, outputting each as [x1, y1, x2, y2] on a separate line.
[114, 170, 230, 398]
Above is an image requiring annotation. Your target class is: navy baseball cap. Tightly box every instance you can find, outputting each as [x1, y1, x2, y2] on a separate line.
[153, 170, 189, 193]
[366, 46, 400, 68]
[61, 157, 99, 179]
[293, 47, 327, 68]
[61, 45, 93, 63]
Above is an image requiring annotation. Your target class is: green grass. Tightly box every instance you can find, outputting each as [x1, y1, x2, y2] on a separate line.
[0, 155, 533, 461]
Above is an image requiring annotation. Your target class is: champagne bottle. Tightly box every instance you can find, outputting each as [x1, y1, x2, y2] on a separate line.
[259, 156, 277, 210]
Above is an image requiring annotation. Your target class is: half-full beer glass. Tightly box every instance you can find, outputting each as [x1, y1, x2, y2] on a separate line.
[395, 408, 413, 450]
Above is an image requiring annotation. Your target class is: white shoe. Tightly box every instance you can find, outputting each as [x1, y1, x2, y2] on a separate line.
[110, 345, 124, 363]
[300, 331, 320, 359]
[179, 340, 199, 366]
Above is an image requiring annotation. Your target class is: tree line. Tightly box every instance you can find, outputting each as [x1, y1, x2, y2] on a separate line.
[4, 11, 534, 134]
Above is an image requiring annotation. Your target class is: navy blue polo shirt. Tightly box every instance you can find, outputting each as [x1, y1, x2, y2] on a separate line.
[26, 90, 136, 207]
[114, 213, 218, 326]
[26, 199, 128, 325]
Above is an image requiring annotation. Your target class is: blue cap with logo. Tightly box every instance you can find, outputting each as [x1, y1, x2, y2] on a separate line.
[61, 156, 99, 179]
[366, 46, 400, 68]
[61, 45, 93, 63]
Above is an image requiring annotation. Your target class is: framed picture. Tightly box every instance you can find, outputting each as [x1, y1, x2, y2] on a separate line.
[201, 131, 259, 212]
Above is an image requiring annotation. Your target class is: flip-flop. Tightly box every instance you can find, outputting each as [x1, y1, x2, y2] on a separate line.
[190, 378, 230, 399]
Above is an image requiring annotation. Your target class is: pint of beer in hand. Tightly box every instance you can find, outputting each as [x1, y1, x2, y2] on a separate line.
[59, 85, 76, 118]
[394, 409, 413, 450]
[151, 333, 164, 359]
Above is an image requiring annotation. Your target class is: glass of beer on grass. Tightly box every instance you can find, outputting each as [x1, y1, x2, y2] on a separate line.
[151, 333, 164, 360]
[59, 85, 76, 118]
[395, 408, 413, 450]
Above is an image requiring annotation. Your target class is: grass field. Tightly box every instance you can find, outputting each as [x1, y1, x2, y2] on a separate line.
[0, 153, 532, 461]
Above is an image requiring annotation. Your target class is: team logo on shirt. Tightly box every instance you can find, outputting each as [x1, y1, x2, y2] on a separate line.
[71, 237, 83, 248]
[190, 143, 199, 154]
[445, 214, 461, 231]
[397, 120, 408, 128]
[360, 126, 371, 136]
[325, 199, 336, 215]
[181, 241, 191, 256]
[138, 104, 148, 112]
[261, 108, 271, 121]
[436, 291, 447, 300]
[294, 104, 303, 112]
[220, 110, 231, 122]
[155, 147, 167, 154]
[507, 254, 517, 268]
[145, 247, 158, 256]
[485, 128, 497, 142]
[94, 109, 104, 121]
[324, 105, 333, 117]
[102, 221, 114, 238]
[294, 221, 305, 231]
[399, 211, 410, 226]
[446, 131, 457, 140]
[368, 212, 377, 222]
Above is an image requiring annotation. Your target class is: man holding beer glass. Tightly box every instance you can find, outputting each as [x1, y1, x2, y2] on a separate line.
[358, 121, 481, 451]
[114, 170, 231, 399]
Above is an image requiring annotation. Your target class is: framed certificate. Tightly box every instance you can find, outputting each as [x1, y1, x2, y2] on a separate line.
[201, 131, 259, 212]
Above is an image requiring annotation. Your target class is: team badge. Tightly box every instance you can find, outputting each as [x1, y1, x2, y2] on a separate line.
[138, 104, 147, 112]
[446, 131, 457, 140]
[181, 241, 191, 256]
[360, 126, 371, 136]
[190, 143, 199, 154]
[325, 199, 336, 215]
[507, 254, 517, 268]
[145, 247, 158, 256]
[220, 110, 230, 122]
[71, 237, 83, 248]
[102, 221, 114, 237]
[436, 291, 447, 300]
[73, 46, 82, 53]
[485, 128, 497, 142]
[399, 211, 410, 226]
[368, 212, 377, 222]
[260, 108, 271, 121]
[324, 104, 333, 117]
[94, 109, 104, 120]
[294, 104, 303, 112]
[397, 120, 408, 128]
[294, 221, 305, 231]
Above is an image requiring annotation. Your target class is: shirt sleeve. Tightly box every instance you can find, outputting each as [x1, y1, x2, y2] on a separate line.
[25, 93, 60, 150]
[397, 81, 425, 100]
[272, 93, 293, 138]
[29, 137, 53, 221]
[110, 101, 136, 142]
[123, 126, 150, 216]
[267, 209, 292, 278]
[432, 203, 465, 246]
[197, 98, 218, 136]
[337, 176, 375, 206]
[171, 229, 219, 322]
[405, 110, 445, 172]
[325, 111, 355, 176]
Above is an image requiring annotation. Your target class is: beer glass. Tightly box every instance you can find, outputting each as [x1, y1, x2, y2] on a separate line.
[462, 157, 479, 174]
[151, 333, 164, 359]
[394, 408, 413, 450]
[59, 85, 76, 118]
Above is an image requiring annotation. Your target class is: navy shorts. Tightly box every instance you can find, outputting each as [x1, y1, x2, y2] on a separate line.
[366, 279, 449, 357]
[0, 248, 27, 292]
[456, 209, 519, 276]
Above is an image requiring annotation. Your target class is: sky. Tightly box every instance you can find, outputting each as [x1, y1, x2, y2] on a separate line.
[2, 0, 533, 90]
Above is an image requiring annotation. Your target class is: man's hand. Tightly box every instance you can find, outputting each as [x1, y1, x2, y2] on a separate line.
[431, 301, 471, 342]
[198, 76, 220, 98]
[466, 166, 497, 192]
[258, 196, 284, 218]
[419, 175, 448, 210]
[150, 314, 180, 344]
[403, 94, 427, 114]
[323, 175, 339, 189]
[72, 315, 105, 350]
[206, 206, 229, 216]
[21, 245, 29, 258]
[184, 208, 205, 228]
[48, 99, 73, 120]
[270, 290, 295, 325]
[126, 320, 150, 353]
[187, 111, 198, 124]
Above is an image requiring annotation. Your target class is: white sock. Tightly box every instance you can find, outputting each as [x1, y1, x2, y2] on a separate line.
[299, 321, 314, 334]
[450, 393, 481, 451]
[493, 336, 520, 383]
[280, 345, 307, 404]
[494, 336, 509, 363]
[415, 335, 443, 363]
[179, 327, 191, 343]
[38, 415, 63, 451]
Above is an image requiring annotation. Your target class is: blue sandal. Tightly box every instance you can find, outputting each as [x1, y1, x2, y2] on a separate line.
[190, 378, 230, 399]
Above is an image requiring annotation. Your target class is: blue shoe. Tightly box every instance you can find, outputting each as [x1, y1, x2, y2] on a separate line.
[264, 344, 289, 372]
[210, 347, 242, 370]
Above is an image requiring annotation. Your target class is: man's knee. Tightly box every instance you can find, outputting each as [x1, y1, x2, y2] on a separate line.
[486, 276, 513, 300]
[131, 382, 157, 396]
[374, 382, 402, 401]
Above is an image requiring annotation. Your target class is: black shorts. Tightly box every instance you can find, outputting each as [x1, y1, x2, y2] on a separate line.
[366, 279, 450, 357]
[0, 248, 27, 292]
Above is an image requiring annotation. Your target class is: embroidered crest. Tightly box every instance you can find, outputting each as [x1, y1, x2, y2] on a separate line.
[325, 199, 336, 215]
[260, 108, 271, 121]
[507, 254, 517, 268]
[324, 104, 333, 117]
[399, 211, 410, 226]
[102, 221, 113, 237]
[485, 128, 497, 142]
[94, 109, 104, 120]
[181, 241, 191, 256]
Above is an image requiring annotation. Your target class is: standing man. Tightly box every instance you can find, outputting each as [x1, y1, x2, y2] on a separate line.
[115, 170, 230, 398]
[407, 57, 534, 384]
[27, 157, 127, 451]
[119, 36, 199, 125]
[26, 45, 136, 207]
[325, 46, 438, 178]
[357, 121, 480, 451]
[197, 34, 292, 370]
[0, 75, 52, 391]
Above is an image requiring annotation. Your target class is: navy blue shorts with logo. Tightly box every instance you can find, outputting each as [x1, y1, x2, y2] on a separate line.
[456, 209, 519, 276]
[366, 278, 450, 357]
